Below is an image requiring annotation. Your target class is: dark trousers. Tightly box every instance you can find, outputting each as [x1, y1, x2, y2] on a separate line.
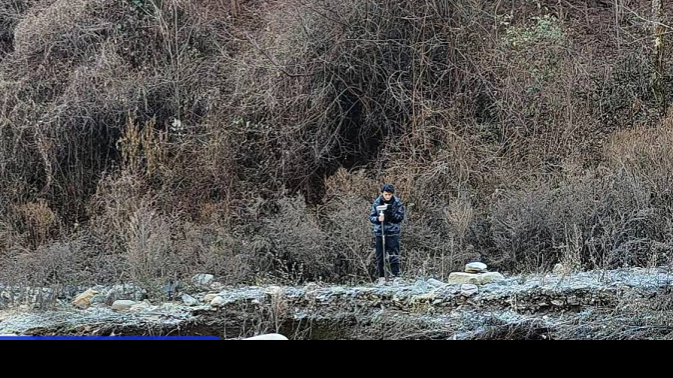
[375, 235, 400, 278]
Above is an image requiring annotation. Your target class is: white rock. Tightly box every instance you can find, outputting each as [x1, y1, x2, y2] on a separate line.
[448, 272, 481, 285]
[465, 262, 488, 273]
[553, 263, 567, 275]
[449, 272, 505, 285]
[203, 294, 219, 303]
[243, 334, 289, 341]
[478, 272, 505, 284]
[111, 300, 136, 312]
[210, 296, 225, 307]
[265, 286, 283, 296]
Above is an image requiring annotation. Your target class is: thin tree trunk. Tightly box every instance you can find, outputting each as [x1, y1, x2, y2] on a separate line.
[652, 0, 667, 114]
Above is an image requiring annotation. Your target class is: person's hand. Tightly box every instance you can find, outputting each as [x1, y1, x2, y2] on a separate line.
[379, 215, 385, 222]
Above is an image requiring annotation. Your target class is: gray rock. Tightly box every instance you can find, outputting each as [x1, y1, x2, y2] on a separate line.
[460, 284, 479, 297]
[427, 278, 447, 288]
[181, 294, 199, 306]
[191, 274, 214, 288]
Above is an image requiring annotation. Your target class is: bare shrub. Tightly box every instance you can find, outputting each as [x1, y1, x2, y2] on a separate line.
[243, 195, 331, 283]
[0, 236, 96, 287]
[123, 203, 179, 283]
[174, 222, 252, 285]
[491, 170, 661, 272]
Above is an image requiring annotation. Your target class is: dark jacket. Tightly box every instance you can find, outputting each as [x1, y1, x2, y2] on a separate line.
[369, 195, 405, 236]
